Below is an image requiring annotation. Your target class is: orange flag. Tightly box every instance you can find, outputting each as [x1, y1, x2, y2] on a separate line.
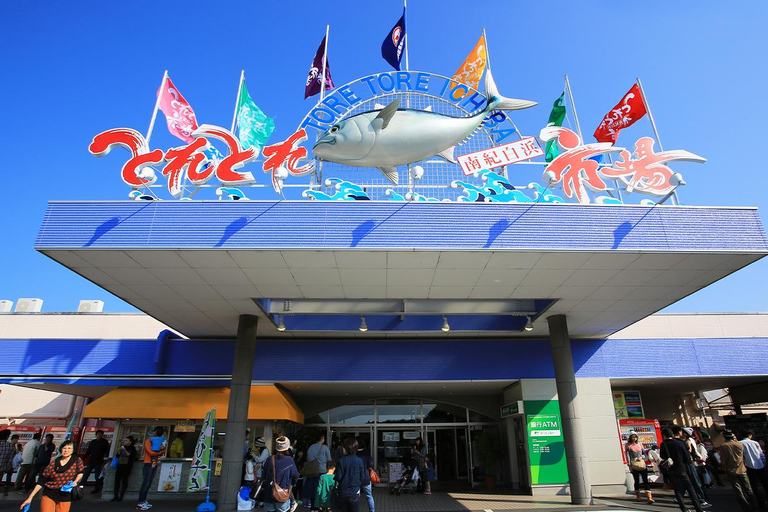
[451, 34, 487, 90]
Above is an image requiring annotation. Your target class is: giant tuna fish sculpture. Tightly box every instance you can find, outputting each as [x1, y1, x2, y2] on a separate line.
[312, 70, 536, 185]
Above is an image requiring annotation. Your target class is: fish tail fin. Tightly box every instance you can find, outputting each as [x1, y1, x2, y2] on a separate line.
[484, 69, 537, 111]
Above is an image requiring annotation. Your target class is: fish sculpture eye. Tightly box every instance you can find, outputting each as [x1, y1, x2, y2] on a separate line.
[330, 125, 340, 133]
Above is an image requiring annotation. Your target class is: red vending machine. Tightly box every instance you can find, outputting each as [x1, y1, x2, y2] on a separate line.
[0, 425, 42, 446]
[618, 418, 662, 463]
[78, 426, 115, 484]
[42, 426, 81, 449]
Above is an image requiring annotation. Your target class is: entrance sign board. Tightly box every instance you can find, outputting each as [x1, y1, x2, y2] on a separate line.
[524, 400, 568, 485]
[458, 138, 543, 176]
[500, 401, 524, 418]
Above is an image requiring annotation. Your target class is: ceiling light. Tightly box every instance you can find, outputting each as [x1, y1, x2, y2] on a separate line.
[524, 316, 534, 332]
[441, 315, 450, 332]
[276, 315, 286, 332]
[359, 316, 368, 332]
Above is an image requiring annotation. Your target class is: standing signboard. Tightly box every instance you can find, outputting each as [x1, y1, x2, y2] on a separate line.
[158, 462, 183, 492]
[524, 400, 568, 485]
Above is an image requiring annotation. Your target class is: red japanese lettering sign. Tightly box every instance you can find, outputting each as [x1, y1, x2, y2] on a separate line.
[456, 137, 544, 176]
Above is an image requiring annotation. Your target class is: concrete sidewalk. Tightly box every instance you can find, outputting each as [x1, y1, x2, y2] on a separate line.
[0, 485, 746, 512]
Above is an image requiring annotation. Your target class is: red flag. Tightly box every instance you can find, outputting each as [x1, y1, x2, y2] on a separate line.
[158, 77, 199, 143]
[593, 84, 647, 144]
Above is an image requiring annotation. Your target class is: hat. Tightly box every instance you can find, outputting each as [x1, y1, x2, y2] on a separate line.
[722, 429, 735, 440]
[254, 437, 266, 447]
[275, 436, 290, 452]
[683, 427, 694, 436]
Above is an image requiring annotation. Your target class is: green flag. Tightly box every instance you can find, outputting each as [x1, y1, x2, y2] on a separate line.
[187, 407, 216, 492]
[236, 79, 275, 152]
[545, 93, 566, 162]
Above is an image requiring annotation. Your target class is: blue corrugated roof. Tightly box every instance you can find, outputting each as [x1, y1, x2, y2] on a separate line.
[36, 201, 768, 252]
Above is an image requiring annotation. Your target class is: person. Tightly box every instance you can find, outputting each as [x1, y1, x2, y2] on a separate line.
[701, 431, 724, 487]
[7, 435, 20, 491]
[261, 436, 299, 512]
[244, 449, 256, 487]
[356, 439, 375, 512]
[677, 426, 710, 507]
[27, 434, 56, 493]
[303, 434, 331, 511]
[169, 433, 185, 459]
[20, 439, 84, 512]
[80, 430, 110, 494]
[412, 438, 427, 493]
[293, 449, 306, 501]
[661, 427, 706, 512]
[111, 436, 136, 502]
[16, 433, 41, 493]
[136, 426, 167, 511]
[423, 454, 436, 495]
[0, 429, 15, 496]
[719, 428, 759, 512]
[625, 433, 654, 503]
[314, 460, 336, 512]
[253, 437, 270, 480]
[741, 430, 768, 507]
[334, 438, 365, 512]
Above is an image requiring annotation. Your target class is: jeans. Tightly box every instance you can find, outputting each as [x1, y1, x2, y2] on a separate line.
[686, 462, 707, 502]
[337, 493, 360, 512]
[362, 484, 375, 512]
[138, 463, 157, 502]
[302, 475, 320, 504]
[114, 464, 132, 499]
[263, 500, 291, 512]
[669, 468, 704, 512]
[81, 459, 105, 491]
[728, 472, 759, 512]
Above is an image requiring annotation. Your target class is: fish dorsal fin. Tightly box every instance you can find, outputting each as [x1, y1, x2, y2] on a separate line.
[436, 146, 457, 163]
[423, 105, 433, 112]
[374, 99, 401, 130]
[378, 166, 399, 185]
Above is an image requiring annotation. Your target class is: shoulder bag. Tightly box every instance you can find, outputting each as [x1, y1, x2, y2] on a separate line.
[630, 457, 646, 471]
[301, 458, 320, 478]
[369, 467, 380, 484]
[271, 456, 292, 503]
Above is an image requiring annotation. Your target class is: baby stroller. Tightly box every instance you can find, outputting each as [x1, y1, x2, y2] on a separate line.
[390, 465, 420, 495]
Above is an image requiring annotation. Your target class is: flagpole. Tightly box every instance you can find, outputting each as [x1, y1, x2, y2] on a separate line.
[482, 27, 491, 73]
[635, 77, 664, 152]
[146, 70, 168, 146]
[403, 0, 409, 71]
[563, 74, 584, 144]
[321, 25, 330, 100]
[231, 70, 245, 133]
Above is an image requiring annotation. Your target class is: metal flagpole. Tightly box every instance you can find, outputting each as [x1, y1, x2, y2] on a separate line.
[563, 74, 583, 143]
[231, 70, 245, 133]
[635, 77, 664, 151]
[482, 27, 491, 73]
[146, 70, 168, 146]
[320, 25, 330, 100]
[404, 0, 409, 71]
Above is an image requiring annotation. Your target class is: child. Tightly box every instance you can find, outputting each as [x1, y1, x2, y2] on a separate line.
[314, 460, 336, 512]
[244, 450, 256, 487]
[148, 431, 167, 452]
[423, 454, 435, 495]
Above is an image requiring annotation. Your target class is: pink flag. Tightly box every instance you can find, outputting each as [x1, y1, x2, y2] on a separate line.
[158, 77, 199, 143]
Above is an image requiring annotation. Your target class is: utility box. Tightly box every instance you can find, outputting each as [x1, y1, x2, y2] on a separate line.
[77, 300, 104, 313]
[0, 300, 13, 313]
[15, 298, 43, 313]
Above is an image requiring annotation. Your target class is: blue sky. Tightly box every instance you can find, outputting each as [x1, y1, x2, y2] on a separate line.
[2, 1, 767, 313]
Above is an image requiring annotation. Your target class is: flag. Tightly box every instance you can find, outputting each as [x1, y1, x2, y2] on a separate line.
[187, 407, 215, 492]
[236, 79, 275, 152]
[305, 36, 334, 99]
[545, 93, 566, 162]
[593, 84, 647, 144]
[381, 9, 406, 70]
[451, 34, 487, 90]
[158, 77, 199, 143]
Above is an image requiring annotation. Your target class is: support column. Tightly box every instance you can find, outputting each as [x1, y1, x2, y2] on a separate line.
[219, 314, 258, 510]
[547, 314, 592, 505]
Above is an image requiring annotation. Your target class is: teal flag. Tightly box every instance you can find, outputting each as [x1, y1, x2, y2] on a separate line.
[545, 93, 566, 162]
[236, 80, 275, 152]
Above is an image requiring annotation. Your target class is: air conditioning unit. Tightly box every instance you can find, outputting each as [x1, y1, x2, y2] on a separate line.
[15, 298, 43, 313]
[0, 301, 13, 313]
[78, 300, 104, 313]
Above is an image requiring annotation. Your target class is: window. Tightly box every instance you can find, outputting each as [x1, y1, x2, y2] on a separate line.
[376, 399, 421, 423]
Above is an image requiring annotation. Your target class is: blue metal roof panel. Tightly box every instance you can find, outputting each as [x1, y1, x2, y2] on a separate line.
[36, 202, 768, 252]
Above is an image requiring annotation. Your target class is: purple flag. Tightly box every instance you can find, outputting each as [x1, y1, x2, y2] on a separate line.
[304, 36, 334, 99]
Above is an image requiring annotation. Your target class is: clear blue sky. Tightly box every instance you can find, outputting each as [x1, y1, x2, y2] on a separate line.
[2, 1, 767, 313]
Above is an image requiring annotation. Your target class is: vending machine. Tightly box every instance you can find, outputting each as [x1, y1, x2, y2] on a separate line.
[0, 425, 41, 445]
[618, 418, 662, 463]
[42, 426, 81, 449]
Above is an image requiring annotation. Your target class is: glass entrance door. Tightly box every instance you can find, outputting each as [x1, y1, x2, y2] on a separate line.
[330, 427, 373, 459]
[426, 427, 469, 485]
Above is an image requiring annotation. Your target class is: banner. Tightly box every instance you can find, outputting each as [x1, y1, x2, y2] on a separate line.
[187, 407, 215, 492]
[593, 84, 647, 144]
[545, 93, 566, 162]
[158, 77, 199, 143]
[381, 9, 406, 70]
[236, 79, 275, 152]
[451, 34, 487, 91]
[305, 36, 334, 99]
[525, 400, 568, 485]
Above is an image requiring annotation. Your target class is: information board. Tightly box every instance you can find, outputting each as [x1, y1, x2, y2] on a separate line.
[524, 400, 568, 485]
[388, 462, 404, 484]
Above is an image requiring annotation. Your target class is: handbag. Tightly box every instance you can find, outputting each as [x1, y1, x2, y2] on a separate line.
[270, 456, 292, 503]
[111, 455, 119, 469]
[301, 458, 320, 478]
[70, 485, 84, 501]
[630, 457, 647, 472]
[369, 468, 380, 484]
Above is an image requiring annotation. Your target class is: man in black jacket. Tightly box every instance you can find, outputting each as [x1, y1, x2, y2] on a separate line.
[661, 428, 707, 512]
[81, 430, 111, 494]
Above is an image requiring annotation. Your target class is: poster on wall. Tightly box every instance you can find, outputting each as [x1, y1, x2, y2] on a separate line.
[613, 391, 644, 419]
[524, 400, 568, 485]
[388, 462, 404, 484]
[157, 462, 183, 492]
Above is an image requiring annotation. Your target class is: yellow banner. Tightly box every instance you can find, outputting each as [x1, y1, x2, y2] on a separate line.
[451, 34, 487, 91]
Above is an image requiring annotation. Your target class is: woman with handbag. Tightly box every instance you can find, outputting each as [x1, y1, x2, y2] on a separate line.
[111, 436, 137, 502]
[261, 436, 299, 512]
[20, 440, 84, 512]
[625, 434, 654, 504]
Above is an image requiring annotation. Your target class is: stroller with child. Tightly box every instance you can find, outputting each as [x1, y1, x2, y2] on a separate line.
[389, 464, 420, 495]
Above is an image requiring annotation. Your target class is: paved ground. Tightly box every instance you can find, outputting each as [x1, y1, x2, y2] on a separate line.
[0, 485, 748, 512]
